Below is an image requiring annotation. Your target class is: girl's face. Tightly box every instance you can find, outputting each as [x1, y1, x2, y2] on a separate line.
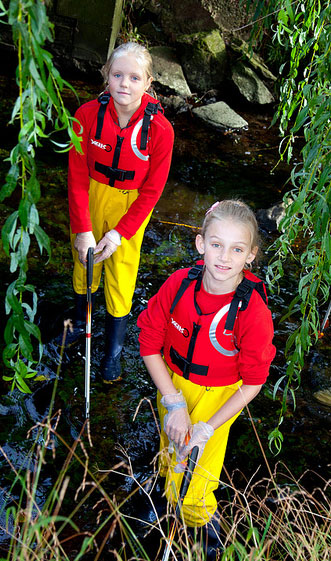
[195, 217, 258, 294]
[108, 54, 152, 115]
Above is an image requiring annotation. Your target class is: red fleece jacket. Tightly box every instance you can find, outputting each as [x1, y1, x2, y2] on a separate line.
[68, 93, 174, 239]
[138, 266, 276, 386]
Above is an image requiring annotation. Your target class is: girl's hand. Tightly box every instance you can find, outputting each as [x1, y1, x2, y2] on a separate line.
[161, 390, 192, 448]
[74, 231, 96, 266]
[175, 421, 214, 470]
[94, 229, 122, 263]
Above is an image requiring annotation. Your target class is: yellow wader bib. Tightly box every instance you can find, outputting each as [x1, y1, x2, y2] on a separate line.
[157, 370, 243, 527]
[71, 178, 152, 317]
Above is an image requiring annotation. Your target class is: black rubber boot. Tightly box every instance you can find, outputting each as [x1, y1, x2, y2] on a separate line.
[102, 313, 129, 383]
[55, 292, 96, 347]
[204, 516, 222, 561]
[188, 516, 222, 561]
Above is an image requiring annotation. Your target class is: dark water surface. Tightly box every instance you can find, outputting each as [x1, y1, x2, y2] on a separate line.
[0, 76, 330, 556]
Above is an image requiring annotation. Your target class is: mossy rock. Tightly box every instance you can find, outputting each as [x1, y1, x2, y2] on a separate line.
[150, 46, 191, 96]
[176, 29, 227, 93]
[230, 37, 277, 82]
[232, 62, 275, 105]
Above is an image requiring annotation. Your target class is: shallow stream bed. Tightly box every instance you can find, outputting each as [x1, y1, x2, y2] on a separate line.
[0, 75, 330, 556]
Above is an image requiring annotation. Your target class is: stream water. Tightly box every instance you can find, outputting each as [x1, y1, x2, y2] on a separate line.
[0, 75, 330, 557]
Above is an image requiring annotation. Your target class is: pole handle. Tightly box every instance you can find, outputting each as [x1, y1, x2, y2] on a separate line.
[178, 445, 199, 502]
[86, 247, 94, 290]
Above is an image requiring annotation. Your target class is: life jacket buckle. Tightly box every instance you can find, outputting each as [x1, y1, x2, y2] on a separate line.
[144, 102, 159, 116]
[187, 265, 203, 281]
[235, 283, 251, 299]
[144, 104, 154, 116]
[98, 93, 111, 105]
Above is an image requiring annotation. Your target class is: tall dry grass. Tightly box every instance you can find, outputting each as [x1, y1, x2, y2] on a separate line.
[1, 410, 330, 561]
[1, 367, 330, 561]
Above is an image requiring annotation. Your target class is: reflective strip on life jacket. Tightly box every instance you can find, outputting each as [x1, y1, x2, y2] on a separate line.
[131, 117, 151, 161]
[209, 302, 242, 357]
[94, 96, 160, 185]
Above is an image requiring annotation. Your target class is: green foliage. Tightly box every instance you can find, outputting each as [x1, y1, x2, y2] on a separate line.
[118, 0, 146, 45]
[247, 0, 331, 451]
[1, 0, 81, 392]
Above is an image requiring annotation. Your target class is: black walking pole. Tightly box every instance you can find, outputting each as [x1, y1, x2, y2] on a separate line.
[85, 247, 94, 420]
[161, 445, 199, 561]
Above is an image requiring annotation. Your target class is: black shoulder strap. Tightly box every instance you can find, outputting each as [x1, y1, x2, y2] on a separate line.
[170, 265, 203, 314]
[224, 277, 267, 332]
[95, 92, 111, 140]
[140, 101, 162, 150]
[253, 281, 268, 307]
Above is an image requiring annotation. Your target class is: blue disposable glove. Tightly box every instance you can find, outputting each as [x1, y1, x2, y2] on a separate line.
[161, 390, 192, 449]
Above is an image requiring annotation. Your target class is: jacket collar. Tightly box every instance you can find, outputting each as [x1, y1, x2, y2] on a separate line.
[107, 92, 160, 127]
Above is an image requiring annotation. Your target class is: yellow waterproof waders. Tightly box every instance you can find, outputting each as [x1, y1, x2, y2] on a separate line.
[71, 179, 152, 317]
[157, 370, 243, 527]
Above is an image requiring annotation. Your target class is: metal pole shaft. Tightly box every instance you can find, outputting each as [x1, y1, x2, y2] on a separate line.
[162, 446, 199, 561]
[85, 247, 94, 419]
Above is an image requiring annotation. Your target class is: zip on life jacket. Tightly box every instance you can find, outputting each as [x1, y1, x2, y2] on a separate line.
[94, 93, 163, 187]
[167, 265, 268, 382]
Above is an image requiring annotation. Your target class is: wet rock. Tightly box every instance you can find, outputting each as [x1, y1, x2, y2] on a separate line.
[192, 101, 248, 130]
[232, 63, 274, 105]
[230, 37, 277, 82]
[159, 94, 190, 114]
[150, 46, 191, 97]
[0, 488, 13, 544]
[176, 29, 227, 93]
[0, 403, 13, 415]
[314, 389, 331, 407]
[149, 0, 216, 36]
[138, 0, 253, 40]
[139, 21, 167, 44]
[256, 202, 287, 232]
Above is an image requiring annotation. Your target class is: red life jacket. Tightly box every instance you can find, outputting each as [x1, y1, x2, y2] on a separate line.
[163, 265, 268, 387]
[85, 93, 163, 188]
